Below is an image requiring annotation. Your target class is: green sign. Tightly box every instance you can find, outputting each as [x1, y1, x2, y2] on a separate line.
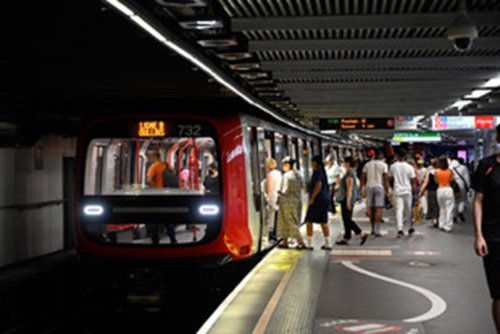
[392, 132, 441, 143]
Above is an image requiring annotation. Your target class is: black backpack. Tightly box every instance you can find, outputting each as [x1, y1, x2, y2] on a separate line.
[163, 165, 179, 188]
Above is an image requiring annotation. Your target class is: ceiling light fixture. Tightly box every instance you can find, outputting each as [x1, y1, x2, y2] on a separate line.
[464, 89, 492, 99]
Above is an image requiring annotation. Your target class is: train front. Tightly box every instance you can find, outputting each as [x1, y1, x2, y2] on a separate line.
[75, 117, 234, 264]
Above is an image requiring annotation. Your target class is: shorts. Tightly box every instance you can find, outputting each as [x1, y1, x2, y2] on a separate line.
[366, 187, 385, 208]
[484, 241, 500, 299]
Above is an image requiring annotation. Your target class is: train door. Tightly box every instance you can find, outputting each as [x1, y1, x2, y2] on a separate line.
[248, 127, 273, 251]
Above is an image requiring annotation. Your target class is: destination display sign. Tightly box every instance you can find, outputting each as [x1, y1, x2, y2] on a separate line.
[319, 118, 395, 130]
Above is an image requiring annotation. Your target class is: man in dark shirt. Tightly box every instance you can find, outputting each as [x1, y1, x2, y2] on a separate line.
[473, 124, 500, 333]
[203, 163, 219, 194]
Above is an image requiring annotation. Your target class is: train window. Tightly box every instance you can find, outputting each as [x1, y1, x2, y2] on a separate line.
[84, 137, 218, 196]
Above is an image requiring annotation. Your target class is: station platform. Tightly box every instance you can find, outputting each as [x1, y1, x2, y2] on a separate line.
[198, 204, 495, 334]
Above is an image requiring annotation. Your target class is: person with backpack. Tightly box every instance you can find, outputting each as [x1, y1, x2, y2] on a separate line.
[473, 124, 500, 333]
[336, 156, 368, 246]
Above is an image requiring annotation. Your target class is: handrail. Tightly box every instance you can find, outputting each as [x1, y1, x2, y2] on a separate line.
[0, 199, 68, 211]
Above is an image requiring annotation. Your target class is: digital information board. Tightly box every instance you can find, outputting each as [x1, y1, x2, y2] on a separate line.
[320, 118, 395, 130]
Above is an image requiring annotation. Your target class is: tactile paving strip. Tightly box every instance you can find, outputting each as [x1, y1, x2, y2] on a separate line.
[265, 251, 331, 334]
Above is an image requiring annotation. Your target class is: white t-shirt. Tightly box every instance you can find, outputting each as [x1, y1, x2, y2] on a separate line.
[266, 169, 282, 210]
[363, 160, 388, 189]
[325, 163, 339, 185]
[390, 161, 416, 195]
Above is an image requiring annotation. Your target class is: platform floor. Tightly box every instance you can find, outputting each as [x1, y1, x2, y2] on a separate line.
[198, 202, 496, 334]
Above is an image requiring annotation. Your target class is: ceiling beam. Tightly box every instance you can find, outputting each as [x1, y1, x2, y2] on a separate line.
[292, 96, 456, 104]
[286, 90, 466, 99]
[262, 57, 500, 71]
[273, 69, 500, 80]
[232, 12, 500, 31]
[278, 81, 483, 91]
[249, 37, 500, 52]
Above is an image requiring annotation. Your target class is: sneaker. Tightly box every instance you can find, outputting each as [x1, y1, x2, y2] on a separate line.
[335, 240, 349, 246]
[321, 245, 333, 250]
[408, 228, 415, 236]
[397, 230, 404, 238]
[359, 234, 368, 246]
[373, 232, 383, 237]
[458, 213, 466, 223]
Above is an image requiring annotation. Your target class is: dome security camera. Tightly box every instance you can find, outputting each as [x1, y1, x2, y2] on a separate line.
[447, 0, 478, 51]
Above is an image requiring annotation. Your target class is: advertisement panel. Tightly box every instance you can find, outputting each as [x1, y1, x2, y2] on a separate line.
[395, 116, 424, 130]
[432, 116, 475, 130]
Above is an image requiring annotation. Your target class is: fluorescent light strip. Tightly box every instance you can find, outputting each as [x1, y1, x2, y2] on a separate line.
[130, 15, 167, 42]
[483, 75, 500, 88]
[104, 0, 322, 137]
[106, 0, 134, 16]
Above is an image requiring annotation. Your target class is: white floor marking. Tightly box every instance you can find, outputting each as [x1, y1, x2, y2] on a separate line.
[342, 260, 447, 323]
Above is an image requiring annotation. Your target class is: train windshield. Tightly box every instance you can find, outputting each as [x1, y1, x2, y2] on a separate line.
[84, 136, 219, 196]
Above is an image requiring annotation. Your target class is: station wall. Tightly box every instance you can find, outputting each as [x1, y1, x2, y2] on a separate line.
[0, 136, 76, 268]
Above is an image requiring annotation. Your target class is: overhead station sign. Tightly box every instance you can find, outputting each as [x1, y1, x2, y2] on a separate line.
[319, 118, 395, 130]
[393, 132, 441, 143]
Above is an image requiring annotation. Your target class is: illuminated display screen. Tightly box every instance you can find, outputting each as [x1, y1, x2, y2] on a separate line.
[138, 121, 166, 137]
[319, 118, 395, 130]
[392, 132, 441, 143]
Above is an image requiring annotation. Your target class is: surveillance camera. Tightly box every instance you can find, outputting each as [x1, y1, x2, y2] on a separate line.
[447, 5, 478, 51]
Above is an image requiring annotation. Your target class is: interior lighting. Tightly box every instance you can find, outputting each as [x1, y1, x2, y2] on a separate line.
[104, 0, 323, 137]
[464, 89, 492, 99]
[83, 205, 104, 216]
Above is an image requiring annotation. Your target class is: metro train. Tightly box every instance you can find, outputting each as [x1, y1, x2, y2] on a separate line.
[75, 110, 365, 266]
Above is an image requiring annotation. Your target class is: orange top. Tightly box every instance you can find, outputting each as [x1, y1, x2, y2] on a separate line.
[147, 161, 166, 188]
[435, 169, 453, 187]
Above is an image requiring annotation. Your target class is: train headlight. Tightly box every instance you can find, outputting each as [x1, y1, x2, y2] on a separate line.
[83, 205, 104, 216]
[199, 204, 220, 216]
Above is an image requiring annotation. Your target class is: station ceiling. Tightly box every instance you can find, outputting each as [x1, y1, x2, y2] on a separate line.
[1, 0, 500, 144]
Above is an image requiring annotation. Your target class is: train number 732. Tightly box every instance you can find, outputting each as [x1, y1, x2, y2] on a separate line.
[177, 124, 202, 137]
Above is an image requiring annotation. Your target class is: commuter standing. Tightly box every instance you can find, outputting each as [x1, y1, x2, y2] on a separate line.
[277, 158, 310, 250]
[146, 150, 177, 244]
[305, 156, 332, 250]
[362, 149, 391, 236]
[473, 124, 500, 333]
[390, 150, 417, 237]
[435, 156, 455, 232]
[336, 157, 368, 246]
[146, 150, 166, 188]
[451, 157, 471, 222]
[264, 158, 282, 239]
[203, 163, 219, 194]
[419, 158, 440, 228]
[416, 159, 428, 218]
[324, 156, 339, 215]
